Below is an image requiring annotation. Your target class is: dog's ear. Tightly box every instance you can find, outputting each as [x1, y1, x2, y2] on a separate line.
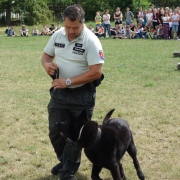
[103, 109, 115, 124]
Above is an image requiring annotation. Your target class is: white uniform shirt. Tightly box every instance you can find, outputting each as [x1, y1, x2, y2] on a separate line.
[44, 26, 104, 88]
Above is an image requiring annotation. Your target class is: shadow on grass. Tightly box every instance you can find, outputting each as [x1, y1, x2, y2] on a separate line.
[33, 172, 89, 180]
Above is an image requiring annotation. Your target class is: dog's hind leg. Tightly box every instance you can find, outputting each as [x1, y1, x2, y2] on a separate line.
[119, 162, 127, 180]
[127, 135, 145, 180]
[91, 164, 103, 180]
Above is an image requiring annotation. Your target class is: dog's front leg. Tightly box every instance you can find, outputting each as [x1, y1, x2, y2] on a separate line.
[110, 164, 122, 180]
[91, 164, 103, 180]
[119, 162, 127, 180]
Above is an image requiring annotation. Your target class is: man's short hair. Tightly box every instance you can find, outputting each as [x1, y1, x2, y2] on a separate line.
[63, 4, 85, 23]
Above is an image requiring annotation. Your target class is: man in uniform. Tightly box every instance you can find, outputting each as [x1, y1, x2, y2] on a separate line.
[41, 4, 104, 180]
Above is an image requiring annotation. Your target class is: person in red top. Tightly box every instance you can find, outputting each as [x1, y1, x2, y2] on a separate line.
[152, 8, 160, 29]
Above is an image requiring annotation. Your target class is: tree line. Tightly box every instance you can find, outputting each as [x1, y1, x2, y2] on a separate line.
[0, 0, 180, 25]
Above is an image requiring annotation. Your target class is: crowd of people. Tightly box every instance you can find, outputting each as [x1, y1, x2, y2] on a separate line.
[5, 23, 62, 37]
[5, 5, 180, 40]
[91, 5, 180, 40]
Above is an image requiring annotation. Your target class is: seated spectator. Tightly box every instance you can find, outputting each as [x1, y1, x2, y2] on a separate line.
[148, 26, 155, 39]
[20, 25, 28, 37]
[114, 26, 126, 39]
[7, 26, 16, 37]
[94, 26, 105, 38]
[110, 25, 117, 36]
[41, 25, 49, 35]
[141, 26, 149, 38]
[55, 23, 61, 31]
[125, 25, 132, 38]
[156, 24, 164, 39]
[89, 24, 95, 33]
[130, 22, 135, 31]
[130, 24, 138, 38]
[48, 24, 55, 35]
[31, 26, 39, 36]
[136, 24, 143, 38]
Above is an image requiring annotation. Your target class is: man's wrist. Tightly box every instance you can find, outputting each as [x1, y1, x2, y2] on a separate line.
[66, 78, 71, 87]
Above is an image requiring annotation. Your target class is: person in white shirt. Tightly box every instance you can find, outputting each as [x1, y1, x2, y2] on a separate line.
[41, 4, 104, 180]
[146, 9, 153, 27]
[103, 9, 111, 38]
[170, 9, 180, 39]
[162, 12, 170, 39]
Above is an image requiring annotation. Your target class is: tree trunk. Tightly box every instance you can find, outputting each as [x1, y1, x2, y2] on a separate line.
[6, 4, 11, 25]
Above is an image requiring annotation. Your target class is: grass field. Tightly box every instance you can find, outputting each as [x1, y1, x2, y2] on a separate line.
[0, 31, 180, 180]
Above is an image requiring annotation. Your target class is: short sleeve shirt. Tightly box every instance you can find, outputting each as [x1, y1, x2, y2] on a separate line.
[44, 26, 104, 88]
[171, 14, 179, 25]
[103, 14, 110, 24]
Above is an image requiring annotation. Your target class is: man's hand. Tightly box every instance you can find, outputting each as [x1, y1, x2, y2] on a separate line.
[44, 62, 58, 76]
[52, 78, 67, 89]
[41, 53, 57, 76]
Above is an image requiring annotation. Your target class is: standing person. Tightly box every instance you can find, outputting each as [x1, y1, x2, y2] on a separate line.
[142, 10, 147, 27]
[114, 7, 123, 31]
[146, 8, 153, 28]
[125, 7, 134, 25]
[162, 12, 170, 39]
[152, 8, 160, 29]
[137, 7, 144, 24]
[41, 4, 104, 180]
[95, 11, 102, 27]
[170, 9, 180, 39]
[103, 9, 111, 38]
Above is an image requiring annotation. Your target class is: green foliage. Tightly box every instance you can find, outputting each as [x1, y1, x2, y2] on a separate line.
[150, 0, 180, 7]
[132, 0, 150, 12]
[23, 1, 52, 25]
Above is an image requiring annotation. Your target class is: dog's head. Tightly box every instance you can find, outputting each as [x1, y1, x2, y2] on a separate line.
[56, 108, 89, 142]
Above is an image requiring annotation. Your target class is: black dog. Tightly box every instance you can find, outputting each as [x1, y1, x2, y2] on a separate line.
[57, 109, 145, 180]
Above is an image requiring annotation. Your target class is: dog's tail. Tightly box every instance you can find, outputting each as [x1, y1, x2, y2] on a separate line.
[103, 109, 115, 124]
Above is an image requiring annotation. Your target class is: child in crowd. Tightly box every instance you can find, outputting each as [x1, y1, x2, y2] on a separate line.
[110, 25, 117, 36]
[156, 24, 164, 39]
[148, 26, 156, 39]
[48, 24, 55, 35]
[55, 23, 61, 31]
[95, 11, 102, 27]
[141, 26, 149, 38]
[41, 25, 49, 35]
[94, 26, 105, 38]
[31, 27, 39, 36]
[125, 25, 132, 38]
[136, 24, 143, 38]
[89, 24, 95, 33]
[20, 25, 28, 36]
[7, 26, 16, 36]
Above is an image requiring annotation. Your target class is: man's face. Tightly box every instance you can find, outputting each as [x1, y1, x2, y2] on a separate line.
[64, 17, 84, 41]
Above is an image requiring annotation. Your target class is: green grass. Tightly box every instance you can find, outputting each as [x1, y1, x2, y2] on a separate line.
[0, 32, 180, 180]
